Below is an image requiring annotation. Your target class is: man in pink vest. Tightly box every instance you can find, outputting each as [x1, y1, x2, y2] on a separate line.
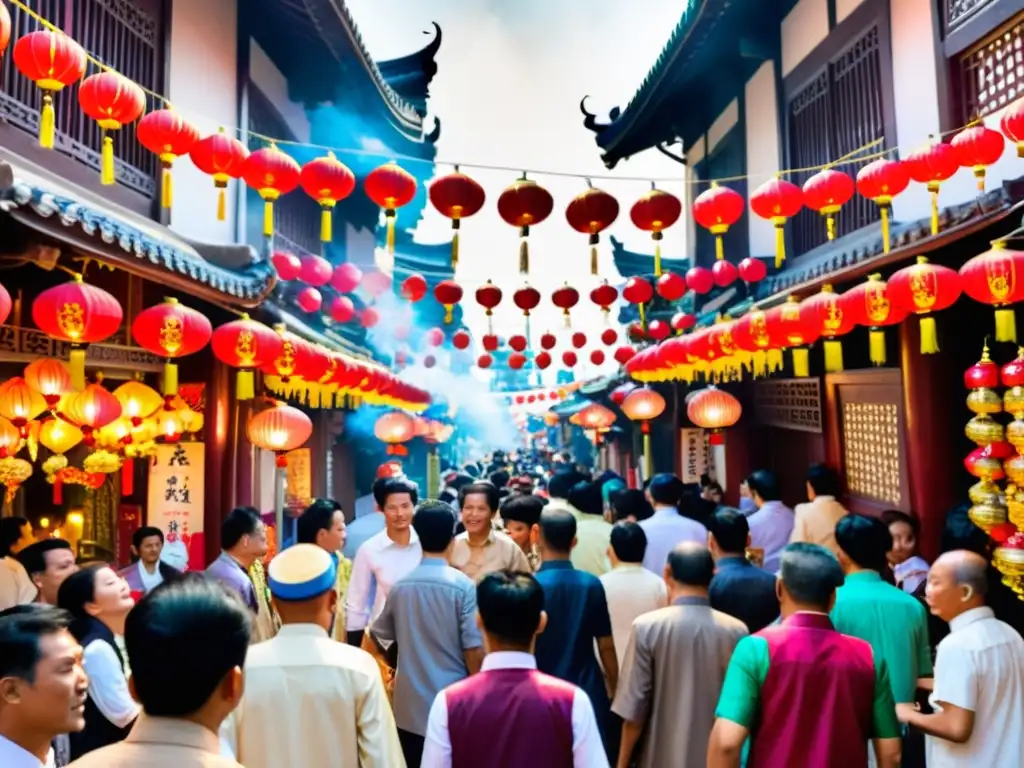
[420, 570, 609, 768]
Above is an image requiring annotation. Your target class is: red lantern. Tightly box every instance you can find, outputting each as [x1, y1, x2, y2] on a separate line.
[0, 3, 9, 55]
[572, 332, 587, 349]
[509, 334, 528, 352]
[628, 323, 646, 342]
[452, 330, 471, 350]
[630, 187, 683, 277]
[959, 242, 1024, 342]
[888, 255, 962, 354]
[614, 346, 636, 365]
[190, 129, 249, 221]
[65, 383, 122, 445]
[249, 402, 314, 466]
[535, 351, 552, 370]
[1000, 98, 1024, 158]
[434, 280, 463, 324]
[401, 274, 428, 303]
[842, 274, 908, 366]
[671, 312, 696, 335]
[78, 71, 146, 186]
[601, 328, 618, 346]
[686, 266, 714, 295]
[482, 334, 500, 352]
[732, 309, 778, 374]
[800, 285, 856, 372]
[0, 378, 45, 435]
[295, 286, 322, 314]
[691, 183, 742, 263]
[271, 251, 301, 281]
[562, 350, 578, 368]
[951, 123, 1005, 191]
[24, 359, 71, 410]
[686, 386, 742, 445]
[621, 385, 666, 474]
[12, 30, 86, 149]
[477, 354, 493, 369]
[243, 144, 302, 238]
[137, 109, 200, 209]
[566, 185, 619, 274]
[365, 162, 418, 255]
[331, 263, 363, 294]
[299, 254, 332, 287]
[590, 281, 619, 323]
[0, 281, 10, 326]
[540, 332, 556, 350]
[590, 349, 606, 365]
[552, 284, 580, 327]
[475, 280, 503, 335]
[360, 308, 380, 329]
[212, 314, 284, 400]
[509, 353, 527, 370]
[132, 298, 213, 395]
[622, 278, 654, 328]
[513, 284, 542, 318]
[429, 168, 486, 269]
[738, 257, 767, 284]
[904, 140, 960, 235]
[750, 177, 803, 268]
[766, 297, 820, 378]
[647, 320, 670, 342]
[571, 404, 616, 438]
[300, 152, 356, 243]
[497, 176, 554, 273]
[712, 260, 739, 288]
[801, 169, 854, 242]
[32, 276, 122, 389]
[656, 272, 687, 302]
[856, 159, 910, 253]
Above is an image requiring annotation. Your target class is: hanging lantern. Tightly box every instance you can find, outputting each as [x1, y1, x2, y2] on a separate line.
[712, 260, 739, 288]
[0, 378, 45, 436]
[0, 4, 9, 56]
[571, 331, 587, 349]
[671, 312, 696, 335]
[686, 266, 715, 295]
[960, 242, 1024, 342]
[211, 314, 283, 400]
[0, 280, 10, 326]
[111, 379, 162, 427]
[552, 284, 580, 327]
[425, 327, 445, 348]
[65, 384, 122, 445]
[656, 272, 687, 302]
[243, 143, 301, 237]
[964, 346, 1008, 532]
[299, 152, 356, 243]
[295, 286, 322, 314]
[856, 159, 910, 253]
[271, 251, 301, 281]
[508, 334, 528, 352]
[621, 386, 666, 477]
[429, 167, 486, 269]
[0, 417, 19, 458]
[513, 284, 542, 319]
[1000, 98, 1024, 157]
[799, 285, 856, 372]
[452, 330, 471, 350]
[750, 176, 803, 268]
[477, 353, 493, 369]
[298, 254, 332, 287]
[38, 418, 83, 504]
[482, 334, 500, 352]
[32, 276, 122, 390]
[687, 386, 742, 445]
[132, 298, 213, 395]
[801, 168, 855, 241]
[842, 274, 909, 366]
[330, 262, 363, 294]
[373, 410, 415, 457]
[497, 175, 554, 274]
[365, 161, 418, 256]
[738, 257, 768, 284]
[623, 277, 654, 328]
[614, 346, 636, 365]
[508, 353, 527, 370]
[951, 123, 1005, 191]
[889, 255, 962, 354]
[534, 351, 551, 370]
[434, 279, 463, 324]
[566, 183, 619, 275]
[691, 183, 742, 263]
[601, 328, 619, 346]
[326, 296, 355, 324]
[590, 282, 619, 323]
[475, 280, 503, 335]
[401, 273, 428, 303]
[570, 403, 615, 443]
[12, 30, 87, 150]
[904, 140, 960, 235]
[77, 71, 146, 186]
[24, 359, 71, 410]
[562, 350, 578, 368]
[137, 109, 200, 209]
[647, 320, 671, 342]
[190, 128, 249, 220]
[732, 309, 782, 377]
[539, 331, 557, 350]
[248, 402, 313, 466]
[590, 349, 606, 365]
[766, 296, 820, 377]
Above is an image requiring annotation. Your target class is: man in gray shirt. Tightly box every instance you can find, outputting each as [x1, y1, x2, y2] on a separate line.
[368, 500, 485, 767]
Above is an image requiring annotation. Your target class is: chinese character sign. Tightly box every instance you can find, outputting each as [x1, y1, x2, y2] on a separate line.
[680, 428, 709, 485]
[285, 448, 312, 511]
[147, 442, 205, 572]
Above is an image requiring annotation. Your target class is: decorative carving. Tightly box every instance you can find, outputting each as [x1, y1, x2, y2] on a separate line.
[0, 325, 162, 370]
[949, 0, 999, 29]
[842, 402, 903, 505]
[958, 15, 1024, 119]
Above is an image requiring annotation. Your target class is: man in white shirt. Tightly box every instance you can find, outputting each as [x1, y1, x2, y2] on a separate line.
[599, 523, 667, 669]
[638, 474, 707, 575]
[343, 476, 393, 561]
[896, 550, 1024, 767]
[0, 605, 88, 768]
[790, 464, 848, 555]
[344, 477, 423, 646]
[1, 518, 38, 611]
[744, 470, 795, 573]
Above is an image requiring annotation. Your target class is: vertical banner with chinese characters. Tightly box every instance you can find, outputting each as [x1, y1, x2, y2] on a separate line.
[147, 442, 205, 572]
[285, 448, 312, 512]
[679, 428, 709, 484]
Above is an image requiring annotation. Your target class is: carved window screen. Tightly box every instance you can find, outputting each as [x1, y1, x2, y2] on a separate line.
[956, 11, 1024, 120]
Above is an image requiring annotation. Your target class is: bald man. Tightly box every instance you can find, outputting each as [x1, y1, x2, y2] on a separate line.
[897, 550, 1024, 767]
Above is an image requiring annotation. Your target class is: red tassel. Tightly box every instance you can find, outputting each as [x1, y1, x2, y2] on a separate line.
[53, 477, 62, 505]
[121, 458, 134, 497]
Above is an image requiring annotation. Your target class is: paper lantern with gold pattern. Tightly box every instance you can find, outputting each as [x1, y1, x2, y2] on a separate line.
[132, 298, 213, 395]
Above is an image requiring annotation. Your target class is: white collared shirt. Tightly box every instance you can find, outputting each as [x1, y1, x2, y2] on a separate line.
[344, 527, 422, 631]
[638, 507, 708, 576]
[599, 564, 668, 669]
[420, 651, 609, 768]
[0, 735, 54, 768]
[138, 563, 164, 593]
[927, 606, 1024, 767]
[0, 556, 38, 611]
[82, 640, 141, 728]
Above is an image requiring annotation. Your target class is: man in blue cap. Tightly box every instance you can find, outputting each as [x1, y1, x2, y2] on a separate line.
[221, 544, 403, 768]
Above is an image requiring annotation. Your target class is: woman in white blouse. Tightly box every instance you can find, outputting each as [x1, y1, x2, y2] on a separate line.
[57, 564, 140, 760]
[882, 510, 931, 595]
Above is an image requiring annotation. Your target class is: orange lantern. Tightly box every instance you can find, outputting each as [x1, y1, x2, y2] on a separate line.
[211, 314, 284, 400]
[842, 273, 909, 366]
[39, 418, 84, 504]
[565, 184, 619, 275]
[0, 417, 20, 458]
[0, 378, 45, 435]
[12, 30, 87, 149]
[112, 380, 163, 426]
[570, 403, 615, 443]
[0, 3, 9, 56]
[64, 383, 123, 445]
[300, 152, 356, 243]
[888, 255, 962, 354]
[498, 175, 554, 274]
[365, 161, 418, 255]
[243, 143, 302, 237]
[429, 167, 486, 269]
[77, 71, 146, 185]
[136, 109, 200, 209]
[189, 128, 249, 220]
[131, 298, 213, 395]
[621, 387, 666, 477]
[248, 402, 313, 467]
[959, 241, 1024, 343]
[24, 358, 71, 410]
[799, 284, 856, 372]
[374, 410, 416, 455]
[633, 186, 684, 275]
[686, 386, 742, 444]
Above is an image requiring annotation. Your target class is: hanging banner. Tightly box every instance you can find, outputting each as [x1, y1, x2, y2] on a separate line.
[679, 428, 709, 485]
[753, 378, 823, 433]
[285, 448, 312, 511]
[147, 442, 205, 572]
[116, 504, 142, 568]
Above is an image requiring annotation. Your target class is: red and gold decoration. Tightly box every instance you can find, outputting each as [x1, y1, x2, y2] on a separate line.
[569, 402, 615, 444]
[243, 143, 302, 238]
[656, 271, 687, 302]
[686, 386, 741, 445]
[373, 410, 415, 456]
[842, 273, 908, 366]
[750, 176, 803, 268]
[903, 139, 959, 235]
[513, 284, 542, 319]
[300, 152, 356, 243]
[1002, 350, 1024, 540]
[24, 358, 71, 411]
[963, 346, 1008, 534]
[590, 282, 618, 323]
[767, 296, 820, 378]
[621, 386, 666, 477]
[211, 314, 283, 400]
[498, 175, 554, 274]
[131, 298, 212, 395]
[802, 168, 854, 241]
[365, 161, 418, 256]
[888, 255, 962, 354]
[959, 241, 1024, 343]
[632, 186, 682, 276]
[475, 280, 502, 335]
[190, 128, 249, 221]
[77, 70, 146, 185]
[692, 183, 742, 264]
[136, 109, 200, 210]
[434, 279, 463, 324]
[551, 283, 580, 327]
[429, 167, 486, 269]
[622, 277, 654, 328]
[247, 401, 313, 467]
[12, 29, 86, 149]
[856, 158, 909, 253]
[800, 284, 855, 372]
[951, 122, 1005, 192]
[64, 382, 122, 446]
[566, 182, 619, 275]
[0, 378, 45, 436]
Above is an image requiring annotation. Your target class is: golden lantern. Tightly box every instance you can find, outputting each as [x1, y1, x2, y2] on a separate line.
[247, 402, 313, 466]
[621, 387, 667, 479]
[0, 377, 47, 435]
[24, 359, 72, 410]
[64, 383, 123, 445]
[687, 386, 742, 445]
[0, 417, 21, 458]
[0, 456, 32, 504]
[39, 419, 83, 455]
[994, 545, 1024, 596]
[113, 380, 164, 426]
[374, 411, 416, 455]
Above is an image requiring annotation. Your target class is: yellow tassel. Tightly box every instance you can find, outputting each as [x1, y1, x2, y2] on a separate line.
[715, 236, 724, 261]
[69, 348, 86, 391]
[386, 211, 396, 254]
[774, 221, 785, 269]
[826, 214, 836, 241]
[919, 316, 939, 354]
[39, 93, 55, 149]
[653, 240, 662, 276]
[995, 307, 1017, 343]
[217, 185, 227, 221]
[930, 188, 939, 235]
[163, 362, 179, 396]
[823, 339, 844, 372]
[643, 432, 653, 479]
[792, 347, 810, 378]
[101, 134, 115, 186]
[263, 200, 274, 237]
[519, 237, 529, 274]
[237, 370, 255, 401]
[767, 349, 784, 372]
[161, 165, 172, 209]
[452, 229, 460, 270]
[869, 329, 886, 366]
[320, 206, 332, 243]
[638, 303, 646, 328]
[880, 206, 891, 253]
[974, 167, 985, 192]
[444, 305, 453, 324]
[591, 244, 599, 276]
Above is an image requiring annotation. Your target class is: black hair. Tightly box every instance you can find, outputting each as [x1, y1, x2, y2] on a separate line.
[0, 604, 73, 682]
[500, 495, 544, 528]
[539, 508, 577, 554]
[489, 469, 511, 489]
[476, 571, 544, 647]
[132, 526, 164, 551]
[17, 539, 73, 577]
[807, 464, 840, 497]
[667, 544, 715, 587]
[459, 482, 500, 513]
[779, 543, 844, 609]
[447, 473, 476, 493]
[835, 514, 893, 573]
[610, 522, 647, 564]
[567, 480, 604, 517]
[648, 474, 685, 506]
[125, 575, 251, 717]
[56, 564, 106, 640]
[413, 500, 458, 553]
[221, 507, 262, 550]
[373, 477, 419, 508]
[881, 509, 920, 537]
[297, 499, 343, 546]
[547, 470, 585, 500]
[463, 463, 481, 478]
[745, 470, 781, 502]
[612, 489, 654, 522]
[704, 481, 724, 497]
[708, 508, 749, 554]
[0, 516, 30, 558]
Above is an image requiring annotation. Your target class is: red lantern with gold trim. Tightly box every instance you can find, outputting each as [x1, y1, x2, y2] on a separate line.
[566, 184, 619, 275]
[366, 161, 418, 256]
[842, 273, 908, 366]
[429, 167, 486, 269]
[78, 71, 146, 186]
[243, 143, 301, 238]
[800, 284, 856, 372]
[434, 279, 463, 324]
[750, 177, 803, 268]
[904, 140, 960, 235]
[951, 123, 1005, 191]
[802, 169, 854, 241]
[24, 358, 71, 410]
[300, 152, 356, 243]
[190, 128, 249, 221]
[475, 280, 502, 335]
[212, 313, 283, 400]
[731, 309, 779, 376]
[12, 30, 86, 149]
[590, 281, 618, 324]
[671, 312, 696, 335]
[498, 175, 554, 274]
[1000, 98, 1024, 158]
[691, 183, 741, 264]
[959, 241, 1024, 343]
[856, 159, 910, 253]
[137, 109, 200, 209]
[513, 284, 542, 318]
[766, 296, 820, 378]
[552, 284, 580, 327]
[623, 277, 654, 328]
[132, 298, 213, 395]
[888, 255, 962, 354]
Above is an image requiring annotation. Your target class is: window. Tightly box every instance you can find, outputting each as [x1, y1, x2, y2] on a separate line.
[955, 11, 1024, 121]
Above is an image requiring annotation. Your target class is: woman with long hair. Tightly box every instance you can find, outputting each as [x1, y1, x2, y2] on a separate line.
[57, 564, 139, 759]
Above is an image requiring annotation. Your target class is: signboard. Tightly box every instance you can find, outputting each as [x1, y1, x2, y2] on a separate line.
[285, 448, 313, 510]
[679, 428, 709, 484]
[753, 378, 823, 433]
[147, 442, 205, 572]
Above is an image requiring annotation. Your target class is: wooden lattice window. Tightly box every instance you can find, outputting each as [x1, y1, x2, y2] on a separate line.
[956, 12, 1024, 121]
[842, 402, 903, 507]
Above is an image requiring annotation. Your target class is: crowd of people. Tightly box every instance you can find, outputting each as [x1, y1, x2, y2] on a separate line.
[1, 455, 1023, 767]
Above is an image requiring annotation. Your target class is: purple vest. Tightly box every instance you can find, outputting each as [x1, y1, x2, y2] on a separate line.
[750, 613, 876, 768]
[446, 668, 575, 768]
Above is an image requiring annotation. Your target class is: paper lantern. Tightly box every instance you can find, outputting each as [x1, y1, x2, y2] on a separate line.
[656, 272, 687, 302]
[799, 285, 856, 372]
[12, 30, 87, 149]
[452, 330, 471, 350]
[570, 403, 615, 441]
[712, 260, 739, 288]
[671, 312, 696, 335]
[64, 384, 122, 445]
[132, 298, 213, 395]
[802, 168, 855, 241]
[738, 257, 768, 284]
[509, 334, 528, 353]
[0, 378, 45, 435]
[78, 72, 146, 185]
[534, 351, 551, 369]
[248, 402, 313, 466]
[498, 176, 554, 273]
[365, 161, 417, 255]
[429, 168, 486, 268]
[513, 284, 542, 318]
[299, 254, 332, 287]
[960, 241, 1024, 342]
[750, 177, 803, 268]
[327, 296, 356, 324]
[1000, 98, 1024, 158]
[566, 185, 619, 275]
[856, 159, 910, 253]
[691, 183, 742, 263]
[601, 328, 619, 346]
[590, 349, 605, 365]
[622, 386, 666, 477]
[482, 334, 500, 352]
[571, 332, 587, 349]
[300, 152, 356, 242]
[509, 353, 527, 370]
[434, 280, 463, 324]
[243, 143, 302, 237]
[0, 3, 9, 56]
[766, 297, 820, 378]
[686, 386, 742, 445]
[474, 280, 503, 335]
[331, 262, 363, 294]
[552, 284, 580, 327]
[401, 273, 428, 303]
[647, 320, 670, 341]
[0, 281, 10, 326]
[23, 358, 71, 410]
[39, 419, 82, 456]
[951, 123, 1005, 191]
[904, 140, 960, 235]
[477, 353, 493, 369]
[686, 266, 714, 295]
[562, 350, 578, 368]
[539, 332, 557, 350]
[189, 128, 249, 221]
[0, 417, 19, 458]
[590, 281, 619, 322]
[888, 255, 962, 354]
[295, 286, 322, 313]
[842, 274, 908, 366]
[211, 314, 283, 400]
[111, 379, 162, 427]
[623, 277, 654, 327]
[425, 327, 445, 348]
[137, 109, 200, 209]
